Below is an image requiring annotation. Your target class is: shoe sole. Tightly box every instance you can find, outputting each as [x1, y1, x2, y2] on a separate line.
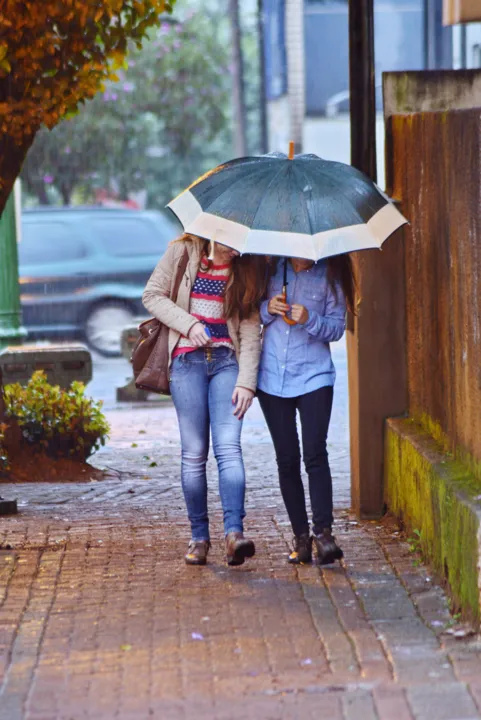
[227, 541, 256, 566]
[288, 554, 312, 565]
[185, 557, 207, 566]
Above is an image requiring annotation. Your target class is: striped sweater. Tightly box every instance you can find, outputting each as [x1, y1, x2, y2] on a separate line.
[173, 257, 235, 357]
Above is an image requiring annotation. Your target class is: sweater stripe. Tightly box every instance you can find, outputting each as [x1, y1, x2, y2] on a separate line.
[173, 258, 235, 358]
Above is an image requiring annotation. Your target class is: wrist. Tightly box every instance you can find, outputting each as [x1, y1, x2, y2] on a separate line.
[300, 310, 309, 325]
[235, 385, 254, 395]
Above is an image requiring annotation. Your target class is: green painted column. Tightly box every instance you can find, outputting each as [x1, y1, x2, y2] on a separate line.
[0, 190, 26, 350]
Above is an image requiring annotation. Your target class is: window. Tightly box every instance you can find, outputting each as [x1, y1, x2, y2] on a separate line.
[19, 222, 87, 266]
[91, 217, 169, 257]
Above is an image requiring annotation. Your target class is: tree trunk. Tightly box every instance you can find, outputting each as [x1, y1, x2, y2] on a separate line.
[60, 184, 71, 206]
[0, 368, 5, 422]
[228, 0, 247, 157]
[257, 0, 269, 154]
[37, 184, 50, 206]
[0, 133, 37, 217]
[30, 181, 50, 206]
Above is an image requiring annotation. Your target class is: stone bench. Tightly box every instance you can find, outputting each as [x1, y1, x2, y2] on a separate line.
[0, 343, 92, 389]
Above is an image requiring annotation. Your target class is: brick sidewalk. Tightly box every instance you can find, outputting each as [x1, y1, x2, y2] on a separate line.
[0, 401, 481, 720]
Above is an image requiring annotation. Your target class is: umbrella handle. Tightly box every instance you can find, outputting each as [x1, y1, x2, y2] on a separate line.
[281, 288, 298, 326]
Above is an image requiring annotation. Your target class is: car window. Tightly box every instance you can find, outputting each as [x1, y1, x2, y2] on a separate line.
[19, 221, 87, 265]
[90, 217, 168, 257]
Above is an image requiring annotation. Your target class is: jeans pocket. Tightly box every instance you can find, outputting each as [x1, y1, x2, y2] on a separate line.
[219, 350, 238, 369]
[170, 353, 189, 378]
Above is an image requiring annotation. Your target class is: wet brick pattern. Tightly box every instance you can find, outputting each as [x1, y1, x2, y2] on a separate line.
[0, 346, 480, 718]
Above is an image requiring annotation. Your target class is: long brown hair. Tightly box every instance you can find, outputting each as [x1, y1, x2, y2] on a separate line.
[326, 254, 357, 315]
[178, 234, 269, 320]
[267, 255, 357, 315]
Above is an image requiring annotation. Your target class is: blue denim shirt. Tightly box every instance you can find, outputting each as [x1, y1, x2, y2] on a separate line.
[258, 260, 346, 398]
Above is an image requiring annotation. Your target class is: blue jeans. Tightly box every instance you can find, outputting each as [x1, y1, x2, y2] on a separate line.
[170, 348, 246, 541]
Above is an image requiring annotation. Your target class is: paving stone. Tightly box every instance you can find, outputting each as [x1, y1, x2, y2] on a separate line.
[0, 360, 479, 719]
[373, 684, 414, 720]
[407, 682, 480, 720]
[342, 689, 378, 720]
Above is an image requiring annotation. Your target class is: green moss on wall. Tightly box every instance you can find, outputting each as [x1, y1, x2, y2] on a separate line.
[385, 417, 481, 625]
[394, 73, 414, 113]
[415, 411, 481, 484]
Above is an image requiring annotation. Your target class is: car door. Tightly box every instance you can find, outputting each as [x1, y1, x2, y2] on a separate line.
[19, 217, 93, 336]
[85, 213, 175, 311]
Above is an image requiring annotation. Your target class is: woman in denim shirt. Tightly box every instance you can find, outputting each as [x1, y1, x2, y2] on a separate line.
[258, 255, 356, 565]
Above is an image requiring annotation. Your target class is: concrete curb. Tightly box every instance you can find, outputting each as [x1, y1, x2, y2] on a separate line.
[385, 417, 481, 626]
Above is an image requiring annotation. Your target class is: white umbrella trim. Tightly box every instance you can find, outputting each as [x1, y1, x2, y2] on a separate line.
[168, 189, 407, 261]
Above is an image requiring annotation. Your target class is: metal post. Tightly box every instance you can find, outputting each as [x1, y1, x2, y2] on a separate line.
[348, 0, 376, 181]
[347, 0, 408, 518]
[257, 0, 269, 154]
[0, 187, 26, 350]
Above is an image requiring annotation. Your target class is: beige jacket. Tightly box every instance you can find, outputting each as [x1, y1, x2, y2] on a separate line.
[142, 238, 261, 392]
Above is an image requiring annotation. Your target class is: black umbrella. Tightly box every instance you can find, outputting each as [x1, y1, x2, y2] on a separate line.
[167, 145, 407, 261]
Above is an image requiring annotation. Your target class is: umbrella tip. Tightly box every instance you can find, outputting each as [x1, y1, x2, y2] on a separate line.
[288, 141, 295, 160]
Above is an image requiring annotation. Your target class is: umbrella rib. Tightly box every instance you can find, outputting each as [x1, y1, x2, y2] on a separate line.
[301, 162, 381, 221]
[247, 163, 290, 231]
[293, 165, 315, 234]
[293, 165, 318, 259]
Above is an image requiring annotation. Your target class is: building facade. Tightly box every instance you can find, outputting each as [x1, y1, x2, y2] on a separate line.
[262, 0, 480, 168]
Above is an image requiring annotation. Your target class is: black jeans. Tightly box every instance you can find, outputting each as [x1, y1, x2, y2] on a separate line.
[258, 386, 334, 536]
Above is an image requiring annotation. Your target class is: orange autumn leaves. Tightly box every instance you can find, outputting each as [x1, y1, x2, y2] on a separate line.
[0, 0, 175, 143]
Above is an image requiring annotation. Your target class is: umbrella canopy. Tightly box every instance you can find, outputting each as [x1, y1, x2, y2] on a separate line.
[167, 152, 407, 261]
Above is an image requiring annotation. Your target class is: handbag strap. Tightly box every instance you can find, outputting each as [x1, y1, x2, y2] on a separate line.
[171, 247, 189, 302]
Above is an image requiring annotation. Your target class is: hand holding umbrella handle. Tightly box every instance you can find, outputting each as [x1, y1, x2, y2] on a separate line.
[281, 287, 298, 326]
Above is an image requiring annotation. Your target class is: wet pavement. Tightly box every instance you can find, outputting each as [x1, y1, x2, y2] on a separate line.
[1, 340, 481, 719]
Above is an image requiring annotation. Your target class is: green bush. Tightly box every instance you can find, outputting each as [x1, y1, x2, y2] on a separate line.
[0, 371, 109, 467]
[0, 423, 8, 471]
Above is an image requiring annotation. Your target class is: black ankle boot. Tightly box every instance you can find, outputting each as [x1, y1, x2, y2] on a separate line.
[313, 528, 343, 565]
[288, 533, 313, 564]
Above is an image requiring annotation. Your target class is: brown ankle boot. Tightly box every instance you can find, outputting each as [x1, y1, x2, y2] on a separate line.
[313, 528, 343, 566]
[184, 540, 211, 566]
[288, 533, 313, 564]
[225, 532, 255, 566]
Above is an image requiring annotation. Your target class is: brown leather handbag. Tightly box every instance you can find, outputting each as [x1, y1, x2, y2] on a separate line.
[132, 248, 189, 395]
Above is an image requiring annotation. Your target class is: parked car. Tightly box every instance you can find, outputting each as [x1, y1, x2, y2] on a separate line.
[325, 84, 383, 117]
[19, 207, 180, 356]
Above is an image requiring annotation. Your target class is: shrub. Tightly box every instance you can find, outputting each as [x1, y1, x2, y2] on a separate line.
[1, 371, 109, 466]
[0, 423, 8, 471]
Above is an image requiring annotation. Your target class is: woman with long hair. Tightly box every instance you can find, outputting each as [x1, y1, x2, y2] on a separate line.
[257, 254, 356, 565]
[143, 234, 266, 567]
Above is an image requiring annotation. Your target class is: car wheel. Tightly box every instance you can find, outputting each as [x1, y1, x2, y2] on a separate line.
[85, 301, 135, 357]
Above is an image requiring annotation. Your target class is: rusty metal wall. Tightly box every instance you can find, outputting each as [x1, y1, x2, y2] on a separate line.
[391, 109, 481, 465]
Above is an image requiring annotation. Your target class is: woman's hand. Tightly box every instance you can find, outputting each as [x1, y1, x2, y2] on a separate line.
[232, 387, 254, 420]
[290, 304, 309, 325]
[188, 322, 211, 347]
[267, 294, 291, 317]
